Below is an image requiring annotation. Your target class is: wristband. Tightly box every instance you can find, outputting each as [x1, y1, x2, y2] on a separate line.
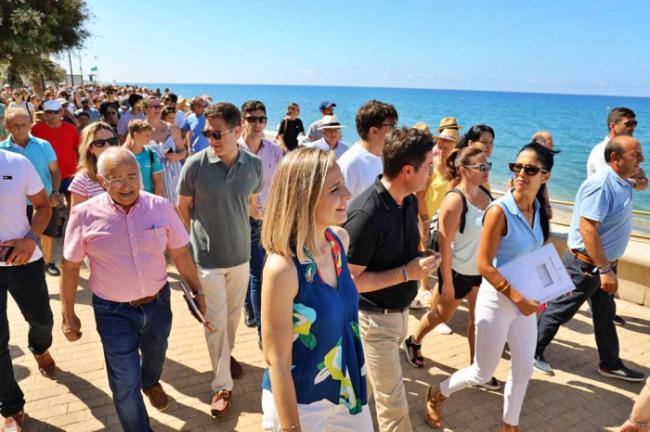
[24, 230, 40, 242]
[497, 282, 511, 293]
[598, 264, 614, 274]
[629, 417, 650, 428]
[401, 265, 408, 282]
[495, 279, 509, 291]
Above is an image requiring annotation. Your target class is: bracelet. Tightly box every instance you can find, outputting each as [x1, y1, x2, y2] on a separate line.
[24, 230, 40, 242]
[401, 265, 408, 282]
[495, 279, 509, 291]
[598, 264, 614, 274]
[497, 282, 511, 293]
[629, 417, 650, 428]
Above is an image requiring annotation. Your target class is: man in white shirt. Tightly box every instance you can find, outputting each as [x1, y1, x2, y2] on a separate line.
[338, 100, 398, 199]
[0, 149, 54, 432]
[303, 115, 349, 159]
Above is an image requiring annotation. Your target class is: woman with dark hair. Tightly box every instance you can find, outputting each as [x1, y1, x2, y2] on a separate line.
[276, 103, 304, 152]
[425, 142, 555, 431]
[99, 102, 120, 133]
[456, 124, 495, 158]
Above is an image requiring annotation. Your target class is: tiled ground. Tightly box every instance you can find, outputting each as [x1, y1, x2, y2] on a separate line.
[7, 262, 649, 431]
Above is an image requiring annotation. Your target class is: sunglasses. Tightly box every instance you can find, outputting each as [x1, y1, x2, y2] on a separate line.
[621, 119, 638, 127]
[244, 116, 267, 124]
[508, 163, 548, 176]
[201, 129, 229, 140]
[44, 110, 60, 115]
[465, 162, 492, 172]
[147, 104, 163, 109]
[91, 137, 119, 148]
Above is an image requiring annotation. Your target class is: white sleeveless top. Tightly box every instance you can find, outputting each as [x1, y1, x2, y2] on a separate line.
[451, 196, 487, 276]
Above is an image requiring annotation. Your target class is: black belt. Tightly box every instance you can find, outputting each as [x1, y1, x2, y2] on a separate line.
[359, 304, 406, 314]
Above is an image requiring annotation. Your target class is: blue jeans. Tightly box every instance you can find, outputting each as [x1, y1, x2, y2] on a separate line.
[244, 218, 265, 334]
[93, 284, 172, 432]
[0, 259, 53, 418]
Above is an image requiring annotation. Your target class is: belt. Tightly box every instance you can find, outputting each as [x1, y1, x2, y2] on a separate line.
[359, 304, 406, 314]
[127, 295, 158, 306]
[570, 249, 617, 268]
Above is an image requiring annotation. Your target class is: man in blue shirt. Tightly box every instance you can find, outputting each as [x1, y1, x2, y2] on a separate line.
[1, 107, 63, 277]
[182, 97, 208, 153]
[535, 136, 645, 382]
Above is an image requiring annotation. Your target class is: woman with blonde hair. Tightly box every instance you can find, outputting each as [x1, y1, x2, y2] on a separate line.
[260, 148, 371, 431]
[68, 122, 120, 206]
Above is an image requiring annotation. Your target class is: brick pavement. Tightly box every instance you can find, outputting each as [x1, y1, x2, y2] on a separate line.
[7, 259, 650, 431]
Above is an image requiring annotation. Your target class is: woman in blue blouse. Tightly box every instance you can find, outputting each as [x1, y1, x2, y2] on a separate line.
[260, 148, 371, 431]
[425, 143, 556, 432]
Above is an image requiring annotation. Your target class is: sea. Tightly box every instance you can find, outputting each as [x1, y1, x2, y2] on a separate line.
[139, 83, 650, 212]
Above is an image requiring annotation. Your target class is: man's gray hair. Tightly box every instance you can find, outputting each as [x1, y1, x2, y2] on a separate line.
[3, 107, 31, 126]
[97, 147, 138, 177]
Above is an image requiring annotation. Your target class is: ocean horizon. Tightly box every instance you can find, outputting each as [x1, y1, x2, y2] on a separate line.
[134, 82, 650, 212]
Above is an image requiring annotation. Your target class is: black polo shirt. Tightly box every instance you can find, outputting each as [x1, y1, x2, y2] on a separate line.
[344, 176, 421, 309]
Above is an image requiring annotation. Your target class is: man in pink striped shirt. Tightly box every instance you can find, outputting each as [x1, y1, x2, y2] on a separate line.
[59, 147, 205, 432]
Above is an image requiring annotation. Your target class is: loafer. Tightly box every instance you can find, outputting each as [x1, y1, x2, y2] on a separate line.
[33, 351, 56, 377]
[533, 355, 554, 376]
[143, 383, 170, 411]
[44, 263, 61, 277]
[613, 314, 626, 327]
[598, 365, 645, 382]
[210, 390, 232, 418]
[2, 411, 26, 432]
[244, 309, 256, 328]
[230, 356, 242, 379]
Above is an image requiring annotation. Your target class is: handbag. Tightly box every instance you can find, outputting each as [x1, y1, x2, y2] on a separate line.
[274, 118, 290, 153]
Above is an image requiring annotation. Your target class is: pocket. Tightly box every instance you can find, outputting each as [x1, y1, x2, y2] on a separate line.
[136, 229, 167, 253]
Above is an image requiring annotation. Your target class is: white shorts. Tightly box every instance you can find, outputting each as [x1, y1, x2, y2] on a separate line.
[261, 389, 373, 432]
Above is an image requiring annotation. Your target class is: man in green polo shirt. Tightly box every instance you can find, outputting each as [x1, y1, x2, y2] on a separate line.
[177, 102, 262, 417]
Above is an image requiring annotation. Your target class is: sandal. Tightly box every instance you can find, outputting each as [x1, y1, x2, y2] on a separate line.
[425, 385, 446, 428]
[476, 376, 504, 391]
[402, 336, 424, 368]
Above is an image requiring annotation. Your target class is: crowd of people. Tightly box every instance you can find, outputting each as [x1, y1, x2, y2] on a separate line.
[0, 83, 648, 432]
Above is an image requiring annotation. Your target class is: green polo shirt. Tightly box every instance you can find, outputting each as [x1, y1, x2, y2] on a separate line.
[178, 146, 262, 268]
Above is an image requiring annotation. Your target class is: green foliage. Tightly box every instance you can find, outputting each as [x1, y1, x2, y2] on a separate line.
[0, 0, 90, 85]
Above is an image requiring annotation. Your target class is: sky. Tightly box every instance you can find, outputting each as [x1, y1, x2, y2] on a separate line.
[69, 0, 650, 97]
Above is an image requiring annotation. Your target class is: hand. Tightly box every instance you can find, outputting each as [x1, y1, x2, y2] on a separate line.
[405, 253, 440, 281]
[49, 192, 63, 207]
[620, 420, 648, 432]
[441, 282, 455, 303]
[1, 238, 36, 266]
[62, 312, 82, 341]
[600, 271, 618, 295]
[516, 298, 540, 316]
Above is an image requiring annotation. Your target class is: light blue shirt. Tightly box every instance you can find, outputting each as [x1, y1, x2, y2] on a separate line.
[182, 113, 208, 153]
[567, 165, 633, 261]
[490, 189, 544, 267]
[0, 134, 57, 195]
[304, 137, 349, 159]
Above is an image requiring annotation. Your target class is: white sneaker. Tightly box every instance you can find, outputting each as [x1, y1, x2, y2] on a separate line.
[410, 290, 433, 309]
[434, 322, 452, 335]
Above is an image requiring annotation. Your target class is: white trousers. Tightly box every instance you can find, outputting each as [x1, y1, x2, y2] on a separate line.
[440, 285, 537, 426]
[261, 390, 373, 432]
[198, 262, 250, 392]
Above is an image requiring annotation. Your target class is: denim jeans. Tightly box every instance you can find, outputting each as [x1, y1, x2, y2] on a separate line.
[244, 218, 265, 334]
[0, 259, 53, 418]
[536, 251, 622, 369]
[93, 284, 172, 432]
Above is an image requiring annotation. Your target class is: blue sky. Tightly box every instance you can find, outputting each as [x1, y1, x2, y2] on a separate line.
[73, 0, 650, 97]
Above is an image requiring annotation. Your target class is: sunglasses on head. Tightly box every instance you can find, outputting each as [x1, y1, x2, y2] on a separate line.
[91, 137, 119, 148]
[244, 115, 267, 124]
[508, 163, 547, 176]
[465, 162, 492, 172]
[201, 129, 228, 140]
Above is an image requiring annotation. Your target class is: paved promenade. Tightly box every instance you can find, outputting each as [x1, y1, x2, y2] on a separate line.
[7, 262, 649, 431]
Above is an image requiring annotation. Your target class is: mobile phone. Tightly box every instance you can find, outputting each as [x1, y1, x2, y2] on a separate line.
[0, 246, 15, 262]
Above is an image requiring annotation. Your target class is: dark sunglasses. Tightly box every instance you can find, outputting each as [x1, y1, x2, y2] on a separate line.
[244, 116, 267, 124]
[147, 104, 163, 109]
[91, 137, 119, 148]
[465, 162, 492, 172]
[44, 110, 60, 115]
[201, 129, 228, 140]
[621, 119, 638, 127]
[508, 162, 547, 176]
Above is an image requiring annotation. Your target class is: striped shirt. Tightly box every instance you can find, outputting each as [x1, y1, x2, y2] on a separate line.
[148, 136, 182, 205]
[68, 171, 105, 199]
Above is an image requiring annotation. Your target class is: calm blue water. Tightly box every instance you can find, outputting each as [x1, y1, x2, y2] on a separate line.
[141, 83, 650, 211]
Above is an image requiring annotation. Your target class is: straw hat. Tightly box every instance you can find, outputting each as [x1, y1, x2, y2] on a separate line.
[438, 116, 463, 132]
[318, 115, 345, 130]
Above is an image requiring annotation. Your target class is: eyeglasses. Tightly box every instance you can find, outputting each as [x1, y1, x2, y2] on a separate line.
[44, 110, 60, 115]
[106, 174, 139, 187]
[244, 116, 267, 124]
[620, 119, 638, 127]
[201, 129, 229, 140]
[380, 123, 396, 129]
[91, 137, 119, 148]
[465, 162, 492, 172]
[508, 163, 548, 176]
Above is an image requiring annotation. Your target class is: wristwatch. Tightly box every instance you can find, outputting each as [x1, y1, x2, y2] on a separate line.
[24, 231, 40, 242]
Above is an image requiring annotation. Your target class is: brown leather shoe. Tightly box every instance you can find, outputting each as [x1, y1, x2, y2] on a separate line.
[210, 390, 232, 418]
[142, 383, 170, 411]
[33, 351, 55, 377]
[230, 356, 242, 379]
[2, 411, 26, 432]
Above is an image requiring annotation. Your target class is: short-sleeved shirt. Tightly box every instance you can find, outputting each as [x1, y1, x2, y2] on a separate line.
[238, 137, 283, 208]
[338, 142, 383, 200]
[177, 147, 263, 268]
[182, 113, 208, 153]
[31, 121, 80, 179]
[343, 176, 421, 309]
[0, 149, 44, 266]
[422, 167, 450, 219]
[0, 134, 57, 195]
[116, 110, 145, 136]
[304, 138, 349, 160]
[133, 146, 163, 193]
[586, 136, 609, 177]
[68, 171, 105, 199]
[307, 118, 324, 141]
[568, 165, 633, 261]
[277, 117, 305, 151]
[63, 192, 189, 302]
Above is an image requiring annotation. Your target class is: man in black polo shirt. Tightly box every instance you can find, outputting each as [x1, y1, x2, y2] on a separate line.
[344, 127, 440, 431]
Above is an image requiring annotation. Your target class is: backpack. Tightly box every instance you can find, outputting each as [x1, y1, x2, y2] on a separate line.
[427, 186, 493, 252]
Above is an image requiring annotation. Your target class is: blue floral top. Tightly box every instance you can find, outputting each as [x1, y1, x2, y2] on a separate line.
[262, 228, 367, 414]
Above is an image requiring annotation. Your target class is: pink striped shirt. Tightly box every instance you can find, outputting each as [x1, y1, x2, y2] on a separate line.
[63, 192, 189, 302]
[68, 171, 105, 199]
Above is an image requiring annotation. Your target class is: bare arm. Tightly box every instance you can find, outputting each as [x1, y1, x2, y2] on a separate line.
[580, 217, 618, 294]
[348, 252, 440, 294]
[262, 254, 301, 430]
[60, 259, 83, 341]
[3, 189, 51, 266]
[70, 192, 88, 208]
[632, 168, 648, 192]
[437, 194, 463, 302]
[177, 195, 193, 230]
[168, 245, 206, 315]
[248, 193, 262, 220]
[621, 378, 650, 431]
[48, 161, 62, 192]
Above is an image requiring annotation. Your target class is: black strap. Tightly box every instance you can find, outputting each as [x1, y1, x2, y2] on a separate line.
[445, 188, 468, 233]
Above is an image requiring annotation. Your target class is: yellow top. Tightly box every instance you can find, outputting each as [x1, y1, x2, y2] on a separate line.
[423, 167, 450, 220]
